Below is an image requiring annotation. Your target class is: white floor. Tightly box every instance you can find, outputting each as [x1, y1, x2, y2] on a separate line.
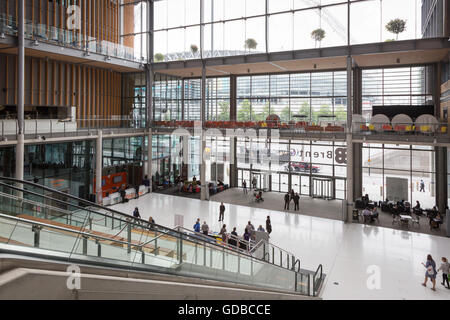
[112, 192, 450, 300]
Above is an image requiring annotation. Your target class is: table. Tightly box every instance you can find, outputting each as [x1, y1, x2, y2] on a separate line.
[400, 215, 412, 227]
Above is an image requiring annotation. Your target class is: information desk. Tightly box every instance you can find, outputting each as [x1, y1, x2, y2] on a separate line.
[125, 188, 136, 200]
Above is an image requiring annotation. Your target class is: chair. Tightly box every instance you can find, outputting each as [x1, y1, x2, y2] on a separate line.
[392, 214, 401, 226]
[411, 215, 420, 228]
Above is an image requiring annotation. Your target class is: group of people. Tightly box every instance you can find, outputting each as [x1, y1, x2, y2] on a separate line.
[422, 255, 450, 291]
[284, 190, 300, 211]
[132, 207, 155, 228]
[193, 213, 273, 251]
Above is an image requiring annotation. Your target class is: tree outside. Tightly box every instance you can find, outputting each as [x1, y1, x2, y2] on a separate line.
[217, 101, 230, 121]
[311, 28, 326, 48]
[154, 53, 165, 62]
[385, 19, 406, 40]
[237, 99, 256, 121]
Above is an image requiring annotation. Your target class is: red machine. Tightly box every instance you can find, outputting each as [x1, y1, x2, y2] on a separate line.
[94, 172, 128, 198]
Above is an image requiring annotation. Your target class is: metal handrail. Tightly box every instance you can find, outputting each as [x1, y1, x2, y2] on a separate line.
[293, 259, 301, 273]
[0, 212, 131, 247]
[313, 264, 324, 296]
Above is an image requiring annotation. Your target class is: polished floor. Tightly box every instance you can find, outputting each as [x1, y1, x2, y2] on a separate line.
[112, 192, 450, 300]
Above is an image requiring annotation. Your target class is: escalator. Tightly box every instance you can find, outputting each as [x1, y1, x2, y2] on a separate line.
[0, 177, 325, 297]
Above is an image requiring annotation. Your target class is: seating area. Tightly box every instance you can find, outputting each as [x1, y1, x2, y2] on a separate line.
[354, 195, 445, 233]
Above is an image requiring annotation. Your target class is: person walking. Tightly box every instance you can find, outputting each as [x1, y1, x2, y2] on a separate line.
[266, 216, 272, 235]
[284, 193, 290, 210]
[201, 221, 209, 236]
[294, 193, 300, 211]
[219, 202, 225, 221]
[422, 254, 437, 291]
[243, 180, 247, 195]
[438, 257, 450, 289]
[193, 218, 201, 233]
[133, 207, 141, 219]
[420, 179, 425, 192]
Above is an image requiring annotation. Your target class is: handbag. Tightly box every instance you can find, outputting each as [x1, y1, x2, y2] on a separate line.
[427, 266, 435, 276]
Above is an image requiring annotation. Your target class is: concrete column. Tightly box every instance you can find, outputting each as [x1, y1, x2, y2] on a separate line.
[147, 130, 153, 193]
[436, 147, 448, 214]
[96, 130, 103, 204]
[16, 0, 25, 183]
[230, 137, 238, 188]
[200, 63, 207, 200]
[345, 55, 354, 222]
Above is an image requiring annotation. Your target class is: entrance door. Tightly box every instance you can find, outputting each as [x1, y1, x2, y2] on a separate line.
[312, 178, 334, 199]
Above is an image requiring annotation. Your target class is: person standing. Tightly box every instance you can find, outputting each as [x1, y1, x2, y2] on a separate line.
[422, 254, 437, 291]
[243, 180, 247, 194]
[229, 227, 238, 247]
[148, 216, 155, 230]
[193, 218, 201, 233]
[284, 193, 290, 210]
[219, 202, 225, 222]
[438, 257, 450, 289]
[266, 216, 272, 235]
[420, 179, 425, 192]
[290, 189, 295, 203]
[220, 224, 227, 242]
[294, 193, 300, 211]
[201, 221, 209, 236]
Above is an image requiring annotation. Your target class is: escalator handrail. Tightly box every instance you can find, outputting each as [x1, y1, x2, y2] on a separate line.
[0, 212, 132, 247]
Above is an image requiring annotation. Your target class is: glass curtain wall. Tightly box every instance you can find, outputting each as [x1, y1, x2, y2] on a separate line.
[362, 144, 436, 208]
[237, 138, 348, 199]
[361, 66, 433, 119]
[153, 74, 183, 121]
[123, 73, 147, 128]
[237, 71, 347, 123]
[152, 0, 425, 62]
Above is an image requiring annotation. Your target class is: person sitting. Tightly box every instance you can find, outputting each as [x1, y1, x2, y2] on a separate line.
[192, 176, 197, 182]
[217, 180, 224, 187]
[414, 201, 421, 210]
[258, 191, 264, 202]
[362, 207, 372, 223]
[371, 207, 379, 223]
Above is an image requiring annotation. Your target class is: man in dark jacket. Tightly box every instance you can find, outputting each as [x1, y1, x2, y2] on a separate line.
[284, 193, 290, 210]
[294, 193, 300, 211]
[219, 203, 225, 222]
[266, 216, 272, 235]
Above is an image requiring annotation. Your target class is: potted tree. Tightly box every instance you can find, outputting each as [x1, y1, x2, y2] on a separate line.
[385, 19, 406, 40]
[311, 28, 325, 48]
[190, 44, 198, 56]
[154, 53, 165, 62]
[244, 38, 258, 52]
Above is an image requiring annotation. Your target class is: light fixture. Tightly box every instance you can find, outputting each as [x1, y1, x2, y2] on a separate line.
[84, 51, 90, 57]
[433, 138, 437, 144]
[105, 55, 111, 61]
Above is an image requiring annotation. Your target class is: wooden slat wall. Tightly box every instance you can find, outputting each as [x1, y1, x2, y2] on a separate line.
[3, 0, 120, 45]
[0, 54, 123, 127]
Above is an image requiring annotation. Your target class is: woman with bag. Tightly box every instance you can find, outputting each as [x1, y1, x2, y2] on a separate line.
[422, 254, 437, 291]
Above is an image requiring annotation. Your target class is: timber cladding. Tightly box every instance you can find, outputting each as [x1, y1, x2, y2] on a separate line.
[0, 53, 123, 127]
[1, 0, 121, 45]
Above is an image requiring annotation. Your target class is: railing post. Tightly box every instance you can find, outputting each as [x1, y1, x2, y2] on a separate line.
[32, 224, 41, 247]
[127, 222, 132, 254]
[222, 247, 225, 270]
[237, 252, 240, 274]
[111, 214, 114, 230]
[295, 272, 298, 292]
[262, 242, 266, 261]
[89, 217, 93, 230]
[96, 239, 101, 257]
[141, 247, 145, 264]
[203, 243, 206, 266]
[178, 233, 183, 264]
[280, 250, 283, 268]
[195, 243, 198, 265]
[272, 246, 275, 264]
[82, 235, 88, 255]
[308, 273, 311, 296]
[250, 258, 253, 277]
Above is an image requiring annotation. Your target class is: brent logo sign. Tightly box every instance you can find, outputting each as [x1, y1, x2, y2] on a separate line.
[290, 148, 348, 165]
